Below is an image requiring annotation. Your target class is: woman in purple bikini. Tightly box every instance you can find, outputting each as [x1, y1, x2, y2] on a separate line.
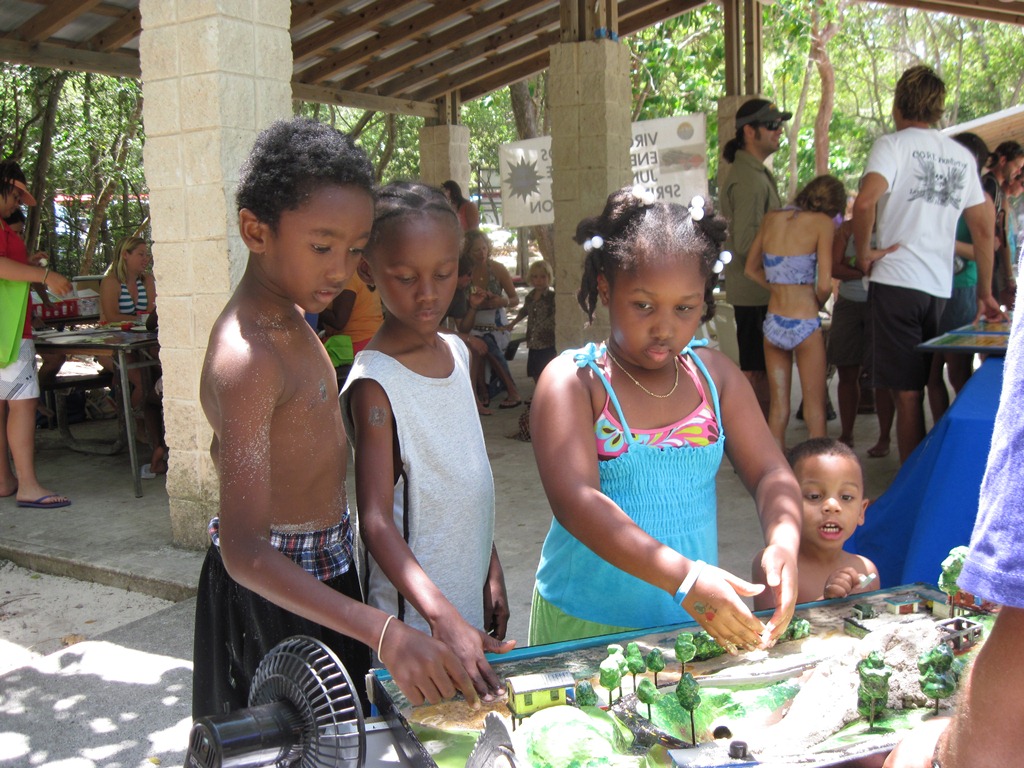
[745, 175, 846, 449]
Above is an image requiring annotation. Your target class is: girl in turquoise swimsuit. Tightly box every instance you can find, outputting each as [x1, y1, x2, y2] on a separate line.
[529, 185, 802, 653]
[745, 175, 846, 449]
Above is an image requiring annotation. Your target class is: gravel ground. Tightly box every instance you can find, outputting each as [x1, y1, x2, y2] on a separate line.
[0, 559, 173, 675]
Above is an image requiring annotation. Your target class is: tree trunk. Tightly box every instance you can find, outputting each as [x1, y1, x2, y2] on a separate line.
[79, 91, 144, 275]
[27, 71, 70, 254]
[811, 2, 843, 177]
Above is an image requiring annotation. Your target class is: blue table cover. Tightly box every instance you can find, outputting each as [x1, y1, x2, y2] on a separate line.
[848, 356, 1004, 587]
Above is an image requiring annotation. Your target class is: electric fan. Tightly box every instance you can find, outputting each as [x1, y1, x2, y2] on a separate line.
[185, 635, 366, 768]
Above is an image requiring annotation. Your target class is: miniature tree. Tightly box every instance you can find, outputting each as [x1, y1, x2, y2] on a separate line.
[691, 630, 726, 660]
[645, 647, 666, 687]
[781, 618, 811, 642]
[625, 642, 647, 687]
[636, 678, 658, 720]
[674, 633, 697, 674]
[939, 546, 969, 614]
[599, 655, 623, 705]
[918, 643, 958, 715]
[605, 644, 627, 699]
[574, 680, 598, 707]
[856, 651, 892, 728]
[675, 672, 702, 746]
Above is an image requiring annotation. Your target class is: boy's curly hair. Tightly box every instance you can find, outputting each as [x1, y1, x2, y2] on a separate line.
[575, 186, 728, 324]
[236, 117, 374, 229]
[367, 181, 460, 253]
[793, 175, 847, 219]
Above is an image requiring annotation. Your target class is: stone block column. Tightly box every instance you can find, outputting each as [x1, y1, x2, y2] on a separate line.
[419, 123, 471, 193]
[549, 40, 632, 351]
[138, 0, 292, 548]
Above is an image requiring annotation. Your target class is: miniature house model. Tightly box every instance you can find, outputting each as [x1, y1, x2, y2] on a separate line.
[938, 617, 984, 653]
[884, 597, 921, 615]
[506, 671, 575, 723]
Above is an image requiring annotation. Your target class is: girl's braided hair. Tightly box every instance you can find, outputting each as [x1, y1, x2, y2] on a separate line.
[368, 181, 461, 253]
[575, 186, 729, 324]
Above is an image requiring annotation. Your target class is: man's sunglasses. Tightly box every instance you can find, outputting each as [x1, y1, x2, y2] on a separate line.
[758, 120, 783, 131]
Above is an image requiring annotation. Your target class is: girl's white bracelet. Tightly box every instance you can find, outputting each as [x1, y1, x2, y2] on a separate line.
[377, 614, 396, 665]
[674, 560, 706, 605]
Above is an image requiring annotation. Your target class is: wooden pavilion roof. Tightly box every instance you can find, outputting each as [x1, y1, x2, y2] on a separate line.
[2, 1, 1024, 121]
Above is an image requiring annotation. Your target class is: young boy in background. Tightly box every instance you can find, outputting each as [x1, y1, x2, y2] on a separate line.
[192, 117, 475, 718]
[754, 437, 878, 609]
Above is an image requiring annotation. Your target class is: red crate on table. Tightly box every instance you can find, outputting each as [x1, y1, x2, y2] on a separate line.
[40, 298, 79, 320]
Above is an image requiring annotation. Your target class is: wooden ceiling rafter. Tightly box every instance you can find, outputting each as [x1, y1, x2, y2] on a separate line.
[3, 0, 1024, 119]
[342, 0, 554, 93]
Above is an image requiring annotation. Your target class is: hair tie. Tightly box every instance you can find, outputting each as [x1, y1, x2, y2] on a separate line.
[583, 235, 604, 253]
[713, 250, 733, 274]
[630, 184, 656, 207]
[688, 195, 706, 221]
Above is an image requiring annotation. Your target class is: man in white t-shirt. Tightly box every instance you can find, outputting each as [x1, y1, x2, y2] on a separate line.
[853, 65, 1002, 463]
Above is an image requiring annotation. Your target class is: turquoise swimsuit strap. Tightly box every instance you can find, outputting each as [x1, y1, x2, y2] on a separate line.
[578, 338, 721, 447]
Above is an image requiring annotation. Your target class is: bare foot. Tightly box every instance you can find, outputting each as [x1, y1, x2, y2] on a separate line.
[867, 442, 890, 458]
[477, 404, 493, 416]
[0, 480, 17, 498]
[839, 435, 854, 448]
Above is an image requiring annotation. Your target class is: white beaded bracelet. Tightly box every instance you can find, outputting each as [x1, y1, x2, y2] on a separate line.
[674, 560, 706, 605]
[377, 614, 396, 665]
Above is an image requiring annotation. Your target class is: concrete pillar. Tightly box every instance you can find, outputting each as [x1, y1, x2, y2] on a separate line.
[549, 40, 632, 351]
[138, 0, 293, 548]
[419, 123, 471, 193]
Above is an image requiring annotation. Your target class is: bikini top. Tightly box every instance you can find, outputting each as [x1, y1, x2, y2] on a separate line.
[590, 345, 720, 459]
[763, 252, 817, 285]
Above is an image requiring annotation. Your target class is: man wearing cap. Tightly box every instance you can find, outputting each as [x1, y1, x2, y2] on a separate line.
[852, 65, 1002, 464]
[719, 98, 792, 415]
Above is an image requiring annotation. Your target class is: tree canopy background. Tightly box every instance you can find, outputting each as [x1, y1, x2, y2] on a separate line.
[2, 2, 1022, 277]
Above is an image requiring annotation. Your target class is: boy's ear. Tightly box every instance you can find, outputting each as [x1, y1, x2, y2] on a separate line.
[356, 257, 374, 287]
[238, 208, 269, 254]
[857, 498, 869, 525]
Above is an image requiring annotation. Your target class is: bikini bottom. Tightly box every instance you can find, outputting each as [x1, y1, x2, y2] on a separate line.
[763, 313, 821, 352]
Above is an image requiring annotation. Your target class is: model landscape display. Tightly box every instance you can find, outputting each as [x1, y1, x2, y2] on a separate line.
[373, 566, 993, 768]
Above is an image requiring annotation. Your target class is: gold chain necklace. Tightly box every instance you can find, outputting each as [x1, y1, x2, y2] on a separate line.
[607, 348, 680, 399]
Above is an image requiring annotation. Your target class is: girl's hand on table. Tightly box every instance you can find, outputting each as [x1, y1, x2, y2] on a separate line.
[682, 564, 767, 654]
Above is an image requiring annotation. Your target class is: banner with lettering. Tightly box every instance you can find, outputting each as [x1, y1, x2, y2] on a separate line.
[498, 114, 707, 227]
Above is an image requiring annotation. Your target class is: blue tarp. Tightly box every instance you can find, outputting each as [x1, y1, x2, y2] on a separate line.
[848, 356, 1004, 587]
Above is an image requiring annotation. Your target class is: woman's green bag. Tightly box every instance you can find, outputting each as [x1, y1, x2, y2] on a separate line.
[0, 279, 28, 366]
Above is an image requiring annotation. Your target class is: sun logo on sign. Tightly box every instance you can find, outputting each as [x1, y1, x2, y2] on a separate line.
[504, 156, 542, 202]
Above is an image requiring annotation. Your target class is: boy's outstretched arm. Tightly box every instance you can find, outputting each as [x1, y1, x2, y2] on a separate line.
[483, 545, 510, 640]
[206, 334, 477, 707]
[348, 378, 514, 701]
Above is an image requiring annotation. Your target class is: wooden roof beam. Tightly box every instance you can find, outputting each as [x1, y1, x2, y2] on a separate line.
[9, 0, 105, 43]
[360, 3, 559, 96]
[408, 33, 557, 102]
[459, 50, 552, 102]
[291, 81, 441, 119]
[344, 0, 553, 92]
[891, 0, 1024, 25]
[0, 38, 139, 78]
[83, 7, 142, 53]
[297, 0, 493, 85]
[618, 0, 709, 33]
[291, 1, 419, 63]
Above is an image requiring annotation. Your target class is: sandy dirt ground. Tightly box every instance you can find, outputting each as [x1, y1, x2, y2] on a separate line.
[0, 558, 173, 675]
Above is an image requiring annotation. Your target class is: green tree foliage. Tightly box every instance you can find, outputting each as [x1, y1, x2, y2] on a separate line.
[675, 633, 697, 673]
[574, 679, 598, 707]
[599, 655, 623, 705]
[645, 647, 666, 686]
[636, 677, 659, 720]
[625, 642, 647, 686]
[918, 643, 958, 714]
[675, 672, 702, 745]
[856, 651, 892, 728]
[939, 546, 970, 600]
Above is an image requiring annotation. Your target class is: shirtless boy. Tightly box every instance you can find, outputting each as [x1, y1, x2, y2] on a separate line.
[754, 437, 878, 609]
[192, 118, 475, 718]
